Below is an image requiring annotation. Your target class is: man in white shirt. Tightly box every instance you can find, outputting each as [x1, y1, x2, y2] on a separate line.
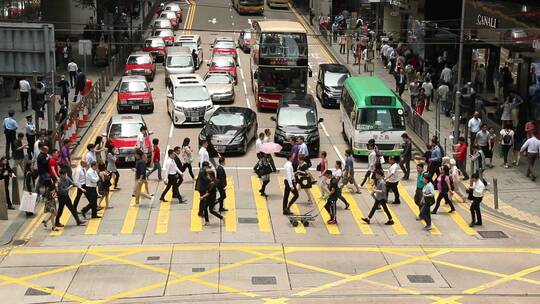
[85, 144, 96, 165]
[380, 42, 389, 67]
[81, 161, 100, 219]
[468, 172, 484, 227]
[72, 160, 89, 211]
[198, 140, 210, 168]
[361, 140, 377, 187]
[421, 78, 434, 111]
[297, 136, 309, 158]
[67, 59, 78, 88]
[520, 136, 540, 181]
[255, 132, 264, 154]
[19, 78, 31, 111]
[385, 156, 401, 204]
[437, 83, 450, 116]
[440, 64, 452, 85]
[467, 112, 482, 153]
[159, 149, 184, 202]
[282, 153, 298, 215]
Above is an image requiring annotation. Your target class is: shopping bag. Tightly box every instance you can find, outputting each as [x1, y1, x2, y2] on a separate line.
[19, 191, 38, 213]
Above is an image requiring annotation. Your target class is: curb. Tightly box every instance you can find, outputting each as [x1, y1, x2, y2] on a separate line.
[292, 6, 540, 231]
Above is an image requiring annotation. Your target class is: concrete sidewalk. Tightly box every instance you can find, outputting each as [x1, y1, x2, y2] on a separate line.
[291, 5, 540, 228]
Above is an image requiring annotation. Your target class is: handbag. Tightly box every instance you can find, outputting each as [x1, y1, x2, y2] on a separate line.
[297, 175, 313, 189]
[256, 163, 272, 177]
[19, 191, 38, 213]
[316, 163, 322, 172]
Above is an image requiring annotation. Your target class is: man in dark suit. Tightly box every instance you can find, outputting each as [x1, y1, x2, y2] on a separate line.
[215, 157, 229, 212]
[196, 161, 210, 217]
[74, 68, 86, 98]
[172, 146, 186, 202]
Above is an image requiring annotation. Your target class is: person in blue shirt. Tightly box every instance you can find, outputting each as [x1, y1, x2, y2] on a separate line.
[428, 139, 442, 178]
[3, 110, 18, 158]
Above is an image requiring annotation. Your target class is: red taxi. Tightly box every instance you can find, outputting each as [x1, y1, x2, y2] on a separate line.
[159, 11, 179, 30]
[143, 37, 167, 62]
[116, 76, 154, 114]
[124, 52, 155, 81]
[164, 2, 183, 23]
[152, 29, 175, 46]
[105, 114, 150, 163]
[208, 56, 238, 85]
[211, 38, 238, 61]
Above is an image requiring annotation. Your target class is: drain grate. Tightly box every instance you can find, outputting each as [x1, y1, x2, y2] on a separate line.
[478, 231, 508, 239]
[238, 217, 259, 224]
[252, 276, 277, 285]
[407, 275, 435, 283]
[25, 287, 54, 296]
[192, 267, 205, 272]
[146, 256, 160, 261]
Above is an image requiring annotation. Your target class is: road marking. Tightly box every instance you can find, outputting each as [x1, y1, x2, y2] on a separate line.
[398, 183, 441, 235]
[442, 201, 478, 236]
[365, 182, 407, 235]
[340, 189, 374, 235]
[320, 122, 344, 161]
[309, 185, 340, 234]
[243, 81, 248, 95]
[49, 190, 78, 236]
[155, 185, 172, 234]
[0, 273, 90, 302]
[239, 67, 245, 80]
[224, 176, 237, 232]
[278, 176, 306, 233]
[191, 185, 203, 232]
[85, 189, 114, 235]
[169, 122, 174, 138]
[250, 176, 272, 233]
[245, 97, 251, 109]
[120, 197, 139, 234]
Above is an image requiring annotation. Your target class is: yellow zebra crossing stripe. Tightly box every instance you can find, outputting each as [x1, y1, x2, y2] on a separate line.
[224, 176, 237, 232]
[340, 189, 374, 235]
[121, 197, 139, 234]
[155, 184, 172, 234]
[278, 176, 306, 234]
[366, 181, 407, 235]
[85, 185, 115, 235]
[398, 183, 441, 235]
[309, 185, 340, 235]
[50, 190, 77, 236]
[434, 190, 478, 236]
[190, 186, 202, 232]
[250, 176, 272, 233]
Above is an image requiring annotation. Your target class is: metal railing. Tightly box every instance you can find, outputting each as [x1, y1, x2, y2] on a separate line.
[403, 102, 431, 148]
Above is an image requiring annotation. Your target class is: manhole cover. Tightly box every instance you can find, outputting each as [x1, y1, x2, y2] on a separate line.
[478, 231, 508, 239]
[407, 275, 435, 283]
[252, 276, 277, 285]
[25, 287, 54, 296]
[11, 239, 26, 246]
[192, 267, 205, 272]
[238, 217, 258, 224]
[146, 256, 160, 261]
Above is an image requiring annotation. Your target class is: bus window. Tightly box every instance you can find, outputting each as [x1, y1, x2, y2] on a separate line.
[356, 108, 405, 131]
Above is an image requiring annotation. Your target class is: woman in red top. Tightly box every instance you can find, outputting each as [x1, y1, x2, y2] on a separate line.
[452, 136, 469, 180]
[147, 138, 162, 181]
[416, 88, 426, 116]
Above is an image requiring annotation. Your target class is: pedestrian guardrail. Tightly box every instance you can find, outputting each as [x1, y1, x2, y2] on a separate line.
[403, 102, 431, 147]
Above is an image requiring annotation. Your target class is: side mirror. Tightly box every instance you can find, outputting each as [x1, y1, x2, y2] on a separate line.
[162, 61, 166, 66]
[253, 71, 258, 79]
[113, 88, 118, 92]
[151, 88, 154, 91]
[270, 116, 276, 122]
[318, 118, 324, 123]
[207, 62, 210, 67]
[308, 69, 313, 77]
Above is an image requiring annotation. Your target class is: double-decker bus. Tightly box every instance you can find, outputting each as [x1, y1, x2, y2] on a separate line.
[341, 76, 406, 156]
[250, 20, 310, 110]
[232, 0, 264, 14]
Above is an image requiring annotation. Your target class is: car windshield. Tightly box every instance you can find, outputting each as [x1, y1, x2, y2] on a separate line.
[173, 86, 210, 102]
[212, 57, 235, 67]
[258, 67, 306, 94]
[119, 81, 149, 93]
[205, 75, 231, 84]
[155, 30, 172, 37]
[176, 41, 197, 50]
[109, 123, 143, 138]
[145, 39, 164, 47]
[214, 41, 235, 49]
[127, 56, 151, 65]
[278, 106, 317, 127]
[210, 113, 245, 126]
[167, 56, 193, 67]
[356, 108, 405, 131]
[324, 71, 349, 87]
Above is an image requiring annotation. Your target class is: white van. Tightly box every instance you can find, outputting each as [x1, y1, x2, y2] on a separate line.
[164, 46, 194, 86]
[174, 34, 203, 68]
[166, 74, 215, 126]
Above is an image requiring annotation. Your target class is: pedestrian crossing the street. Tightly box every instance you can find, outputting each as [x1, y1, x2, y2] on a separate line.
[45, 174, 481, 239]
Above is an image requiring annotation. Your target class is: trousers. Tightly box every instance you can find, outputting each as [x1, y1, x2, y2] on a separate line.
[57, 194, 82, 225]
[283, 180, 298, 212]
[470, 196, 483, 224]
[81, 186, 98, 217]
[160, 174, 181, 200]
[386, 181, 401, 204]
[367, 199, 392, 220]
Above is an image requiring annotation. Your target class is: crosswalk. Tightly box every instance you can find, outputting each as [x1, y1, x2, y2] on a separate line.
[47, 174, 478, 238]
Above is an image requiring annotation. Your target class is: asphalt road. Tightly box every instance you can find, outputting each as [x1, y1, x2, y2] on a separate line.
[1, 1, 539, 303]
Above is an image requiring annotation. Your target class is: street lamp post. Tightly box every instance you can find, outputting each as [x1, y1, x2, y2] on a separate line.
[453, 0, 466, 144]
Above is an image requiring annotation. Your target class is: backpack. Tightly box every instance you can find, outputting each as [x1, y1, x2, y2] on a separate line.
[502, 131, 512, 145]
[438, 144, 445, 157]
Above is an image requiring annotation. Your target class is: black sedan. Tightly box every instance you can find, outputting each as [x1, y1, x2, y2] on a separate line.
[199, 106, 258, 154]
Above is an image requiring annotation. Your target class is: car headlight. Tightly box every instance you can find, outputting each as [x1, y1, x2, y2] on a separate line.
[206, 105, 214, 111]
[125, 70, 132, 75]
[143, 99, 152, 104]
[119, 99, 127, 105]
[199, 133, 206, 141]
[174, 105, 184, 111]
[394, 144, 402, 150]
[144, 69, 152, 74]
[259, 97, 270, 103]
[354, 142, 365, 150]
[230, 136, 244, 145]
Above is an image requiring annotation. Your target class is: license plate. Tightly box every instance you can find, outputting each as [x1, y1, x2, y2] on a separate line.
[126, 156, 135, 162]
[132, 105, 139, 110]
[215, 146, 225, 152]
[190, 116, 200, 122]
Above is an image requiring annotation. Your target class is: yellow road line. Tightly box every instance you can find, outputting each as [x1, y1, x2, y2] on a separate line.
[278, 176, 306, 233]
[340, 189, 374, 235]
[433, 190, 477, 236]
[365, 182, 407, 235]
[224, 176, 237, 232]
[309, 185, 340, 234]
[155, 183, 172, 234]
[120, 197, 139, 234]
[0, 273, 88, 303]
[397, 184, 441, 235]
[85, 187, 115, 235]
[250, 176, 272, 233]
[190, 184, 202, 232]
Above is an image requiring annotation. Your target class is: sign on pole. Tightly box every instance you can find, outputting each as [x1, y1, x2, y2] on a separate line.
[78, 39, 92, 72]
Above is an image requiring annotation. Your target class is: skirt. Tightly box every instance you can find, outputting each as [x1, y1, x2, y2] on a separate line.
[481, 145, 493, 158]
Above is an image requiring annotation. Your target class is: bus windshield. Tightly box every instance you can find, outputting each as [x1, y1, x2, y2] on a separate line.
[258, 68, 306, 94]
[260, 32, 307, 59]
[356, 108, 405, 131]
